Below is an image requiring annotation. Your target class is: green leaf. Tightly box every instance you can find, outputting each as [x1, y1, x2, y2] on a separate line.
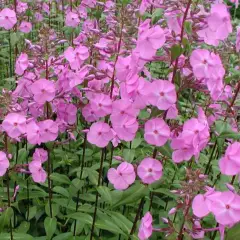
[95, 219, 126, 236]
[0, 233, 33, 240]
[184, 21, 192, 35]
[123, 149, 135, 163]
[112, 183, 149, 208]
[171, 44, 182, 61]
[131, 138, 142, 149]
[153, 188, 177, 199]
[15, 221, 30, 233]
[44, 217, 57, 240]
[45, 203, 59, 218]
[53, 186, 69, 198]
[0, 207, 13, 232]
[66, 212, 93, 225]
[52, 232, 73, 240]
[26, 206, 37, 221]
[97, 186, 112, 204]
[158, 141, 173, 159]
[50, 173, 71, 185]
[151, 8, 163, 25]
[226, 223, 240, 239]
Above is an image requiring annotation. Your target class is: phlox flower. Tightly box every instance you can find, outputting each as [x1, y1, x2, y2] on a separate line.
[15, 53, 29, 76]
[0, 151, 9, 176]
[33, 148, 48, 163]
[29, 160, 47, 183]
[65, 12, 80, 27]
[0, 8, 17, 30]
[138, 212, 153, 240]
[19, 21, 32, 33]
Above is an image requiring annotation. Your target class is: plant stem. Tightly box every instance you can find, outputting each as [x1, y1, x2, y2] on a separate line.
[90, 148, 105, 239]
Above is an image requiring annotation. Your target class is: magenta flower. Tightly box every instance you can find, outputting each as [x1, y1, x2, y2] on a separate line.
[26, 121, 41, 145]
[0, 8, 17, 30]
[64, 46, 89, 70]
[107, 162, 136, 190]
[87, 122, 113, 148]
[38, 120, 59, 143]
[19, 21, 32, 33]
[137, 22, 166, 59]
[0, 151, 9, 176]
[2, 113, 26, 139]
[33, 148, 48, 163]
[111, 115, 139, 142]
[15, 53, 29, 76]
[31, 79, 55, 104]
[29, 160, 47, 183]
[219, 142, 240, 176]
[137, 158, 163, 184]
[138, 212, 153, 240]
[17, 1, 28, 13]
[210, 191, 240, 225]
[82, 104, 99, 122]
[65, 12, 80, 27]
[147, 80, 177, 110]
[144, 118, 170, 147]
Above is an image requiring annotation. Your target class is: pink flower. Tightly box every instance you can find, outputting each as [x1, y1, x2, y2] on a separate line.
[57, 103, 77, 125]
[210, 191, 240, 225]
[65, 12, 80, 27]
[107, 162, 136, 190]
[82, 104, 99, 122]
[144, 118, 170, 147]
[31, 79, 55, 104]
[64, 46, 89, 70]
[0, 151, 9, 176]
[138, 212, 153, 240]
[38, 120, 59, 143]
[111, 115, 139, 142]
[87, 122, 113, 148]
[89, 93, 112, 118]
[33, 148, 48, 163]
[219, 142, 240, 176]
[0, 8, 17, 30]
[29, 160, 47, 183]
[15, 53, 29, 76]
[26, 121, 41, 145]
[19, 21, 32, 33]
[137, 158, 163, 184]
[147, 80, 177, 110]
[2, 113, 26, 139]
[17, 1, 28, 14]
[137, 21, 166, 59]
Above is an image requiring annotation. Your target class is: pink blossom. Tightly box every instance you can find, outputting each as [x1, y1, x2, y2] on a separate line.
[87, 122, 113, 148]
[107, 162, 136, 190]
[147, 80, 177, 110]
[137, 158, 163, 184]
[137, 22, 166, 59]
[65, 12, 80, 27]
[31, 79, 55, 104]
[210, 191, 240, 225]
[0, 8, 17, 30]
[26, 121, 41, 145]
[2, 113, 26, 139]
[33, 148, 48, 163]
[219, 142, 240, 176]
[57, 103, 77, 125]
[82, 104, 99, 122]
[17, 1, 28, 13]
[15, 53, 29, 76]
[0, 151, 9, 176]
[29, 160, 47, 183]
[38, 120, 59, 143]
[138, 212, 153, 240]
[144, 118, 170, 147]
[111, 115, 139, 142]
[19, 21, 32, 33]
[64, 46, 89, 70]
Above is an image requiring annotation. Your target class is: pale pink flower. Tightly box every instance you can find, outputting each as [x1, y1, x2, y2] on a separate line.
[33, 148, 48, 163]
[17, 1, 28, 13]
[2, 113, 26, 139]
[0, 8, 17, 30]
[38, 120, 59, 143]
[144, 118, 170, 147]
[19, 21, 32, 33]
[26, 121, 41, 145]
[138, 212, 153, 240]
[82, 104, 99, 122]
[31, 79, 55, 104]
[87, 122, 113, 148]
[137, 158, 163, 184]
[147, 80, 177, 110]
[107, 162, 136, 190]
[29, 160, 47, 183]
[65, 12, 80, 27]
[0, 151, 9, 176]
[15, 53, 29, 76]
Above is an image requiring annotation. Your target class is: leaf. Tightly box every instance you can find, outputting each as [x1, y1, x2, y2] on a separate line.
[85, 168, 98, 185]
[52, 232, 73, 240]
[53, 186, 69, 198]
[151, 8, 163, 24]
[45, 203, 59, 218]
[0, 233, 33, 240]
[131, 138, 142, 149]
[26, 206, 37, 221]
[226, 223, 240, 239]
[184, 21, 192, 35]
[95, 219, 126, 236]
[171, 44, 182, 61]
[15, 221, 30, 233]
[44, 217, 57, 240]
[158, 141, 173, 159]
[112, 183, 149, 208]
[0, 207, 13, 232]
[123, 149, 135, 163]
[97, 186, 112, 204]
[153, 188, 177, 199]
[66, 212, 93, 225]
[50, 173, 71, 185]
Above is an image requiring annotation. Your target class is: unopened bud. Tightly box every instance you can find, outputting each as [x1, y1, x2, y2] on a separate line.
[168, 207, 177, 215]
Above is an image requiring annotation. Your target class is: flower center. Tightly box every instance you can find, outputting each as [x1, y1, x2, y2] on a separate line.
[98, 103, 102, 107]
[226, 204, 230, 209]
[148, 168, 152, 172]
[14, 122, 18, 126]
[98, 132, 102, 136]
[41, 89, 45, 93]
[120, 111, 125, 115]
[160, 92, 164, 96]
[153, 130, 158, 134]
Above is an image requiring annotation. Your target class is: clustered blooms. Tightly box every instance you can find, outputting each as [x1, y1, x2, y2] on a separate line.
[0, 0, 239, 239]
